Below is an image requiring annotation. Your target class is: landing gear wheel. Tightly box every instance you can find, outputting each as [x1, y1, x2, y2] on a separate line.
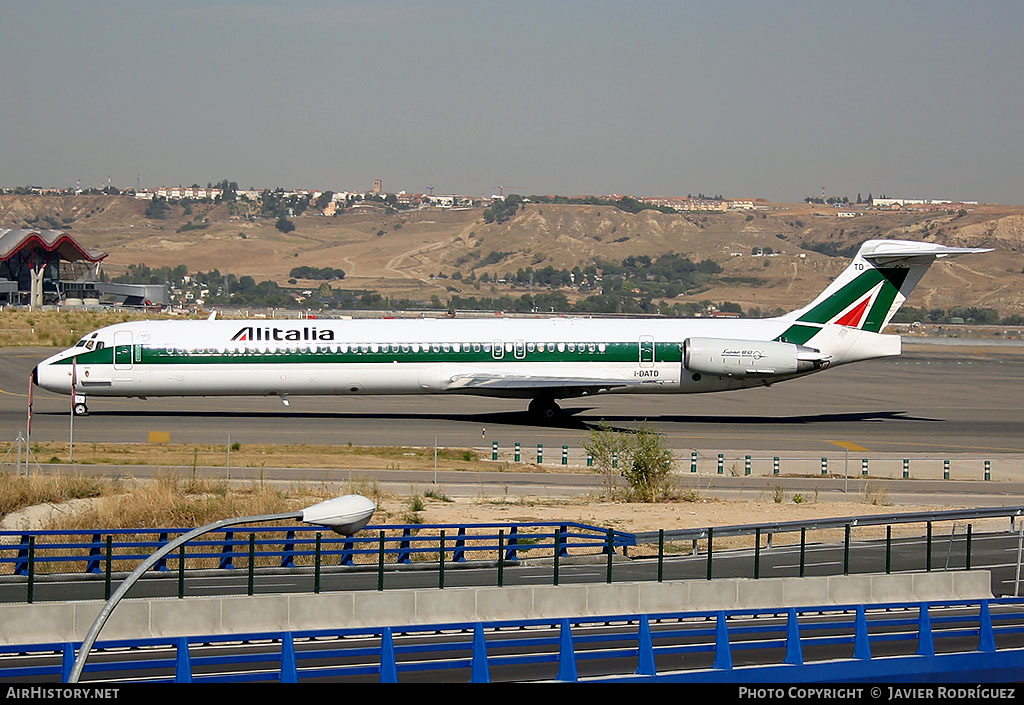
[73, 402, 89, 417]
[528, 397, 561, 423]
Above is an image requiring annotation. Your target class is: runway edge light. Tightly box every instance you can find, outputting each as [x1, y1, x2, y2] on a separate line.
[301, 494, 376, 535]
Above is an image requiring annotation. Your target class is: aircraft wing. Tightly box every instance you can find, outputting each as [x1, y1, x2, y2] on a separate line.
[446, 373, 641, 392]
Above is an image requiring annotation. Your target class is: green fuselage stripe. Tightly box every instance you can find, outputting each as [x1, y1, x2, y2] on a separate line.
[57, 341, 686, 366]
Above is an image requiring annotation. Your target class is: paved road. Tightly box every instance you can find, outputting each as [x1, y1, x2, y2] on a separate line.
[4, 529, 1022, 604]
[5, 603, 1023, 683]
[3, 344, 1024, 455]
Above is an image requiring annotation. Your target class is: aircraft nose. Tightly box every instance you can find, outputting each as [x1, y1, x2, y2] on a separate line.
[32, 365, 38, 386]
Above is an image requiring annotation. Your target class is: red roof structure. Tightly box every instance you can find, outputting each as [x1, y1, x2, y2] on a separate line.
[0, 229, 107, 263]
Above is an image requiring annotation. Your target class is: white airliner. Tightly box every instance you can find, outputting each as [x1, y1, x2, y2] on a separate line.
[34, 239, 989, 420]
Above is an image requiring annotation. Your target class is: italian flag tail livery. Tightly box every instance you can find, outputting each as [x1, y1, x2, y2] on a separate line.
[776, 239, 991, 347]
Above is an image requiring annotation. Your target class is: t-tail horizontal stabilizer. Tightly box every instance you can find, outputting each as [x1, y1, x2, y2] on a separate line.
[777, 239, 992, 346]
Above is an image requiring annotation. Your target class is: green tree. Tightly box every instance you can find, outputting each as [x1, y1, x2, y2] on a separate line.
[620, 422, 674, 502]
[584, 421, 673, 502]
[583, 421, 627, 498]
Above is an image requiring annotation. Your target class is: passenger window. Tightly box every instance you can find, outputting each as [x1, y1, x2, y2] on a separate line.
[598, 343, 606, 353]
[527, 343, 535, 352]
[557, 342, 565, 352]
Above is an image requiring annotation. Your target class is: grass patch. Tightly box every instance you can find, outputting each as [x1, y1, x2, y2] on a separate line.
[0, 470, 115, 517]
[0, 310, 197, 348]
[10, 441, 515, 474]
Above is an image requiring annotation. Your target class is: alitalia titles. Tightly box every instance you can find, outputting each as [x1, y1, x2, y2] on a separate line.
[231, 326, 335, 342]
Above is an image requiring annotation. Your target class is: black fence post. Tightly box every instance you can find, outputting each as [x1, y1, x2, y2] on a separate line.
[314, 533, 322, 595]
[498, 530, 505, 588]
[27, 536, 34, 605]
[439, 530, 446, 590]
[966, 524, 973, 570]
[886, 525, 892, 574]
[799, 528, 806, 578]
[377, 530, 385, 592]
[177, 545, 185, 599]
[926, 522, 932, 572]
[553, 529, 561, 586]
[754, 528, 761, 580]
[706, 528, 714, 581]
[844, 525, 851, 575]
[247, 533, 255, 596]
[104, 535, 113, 601]
[657, 529, 664, 583]
[606, 528, 613, 584]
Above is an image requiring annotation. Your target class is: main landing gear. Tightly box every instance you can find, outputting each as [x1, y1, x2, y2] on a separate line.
[528, 397, 562, 423]
[73, 394, 89, 417]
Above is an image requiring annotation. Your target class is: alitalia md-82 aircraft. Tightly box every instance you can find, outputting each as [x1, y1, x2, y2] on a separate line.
[34, 239, 989, 421]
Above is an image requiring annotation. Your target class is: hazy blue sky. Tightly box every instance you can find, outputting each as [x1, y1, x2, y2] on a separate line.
[2, 1, 1023, 202]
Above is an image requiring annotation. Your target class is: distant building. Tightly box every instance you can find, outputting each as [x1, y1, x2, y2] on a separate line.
[0, 229, 107, 306]
[639, 197, 728, 212]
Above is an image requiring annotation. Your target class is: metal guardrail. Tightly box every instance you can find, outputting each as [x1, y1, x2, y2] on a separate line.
[634, 505, 1024, 544]
[2, 598, 1022, 683]
[3, 507, 1022, 604]
[0, 522, 635, 578]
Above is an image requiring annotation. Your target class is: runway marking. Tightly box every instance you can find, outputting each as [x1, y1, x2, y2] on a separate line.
[828, 440, 870, 452]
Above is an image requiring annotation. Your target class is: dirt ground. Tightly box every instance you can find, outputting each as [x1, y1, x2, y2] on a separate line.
[374, 494, 979, 536]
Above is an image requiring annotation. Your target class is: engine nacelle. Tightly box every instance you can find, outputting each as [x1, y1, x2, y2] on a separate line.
[683, 337, 829, 378]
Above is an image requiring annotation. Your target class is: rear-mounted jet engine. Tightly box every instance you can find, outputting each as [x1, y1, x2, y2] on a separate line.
[683, 337, 830, 378]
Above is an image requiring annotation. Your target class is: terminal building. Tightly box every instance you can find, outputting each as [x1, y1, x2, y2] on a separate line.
[0, 229, 167, 308]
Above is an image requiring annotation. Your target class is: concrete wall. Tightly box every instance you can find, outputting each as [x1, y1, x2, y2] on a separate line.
[0, 570, 991, 646]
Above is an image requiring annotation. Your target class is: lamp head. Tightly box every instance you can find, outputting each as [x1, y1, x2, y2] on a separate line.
[301, 494, 376, 535]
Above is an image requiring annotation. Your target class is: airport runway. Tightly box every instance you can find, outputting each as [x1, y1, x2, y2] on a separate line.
[2, 343, 1023, 456]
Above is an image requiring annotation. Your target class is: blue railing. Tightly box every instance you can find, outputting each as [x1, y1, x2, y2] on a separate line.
[1, 598, 1022, 683]
[0, 522, 635, 576]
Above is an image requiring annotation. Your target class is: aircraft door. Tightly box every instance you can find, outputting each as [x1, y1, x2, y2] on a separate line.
[514, 340, 526, 359]
[639, 335, 655, 368]
[113, 331, 133, 370]
[492, 340, 504, 360]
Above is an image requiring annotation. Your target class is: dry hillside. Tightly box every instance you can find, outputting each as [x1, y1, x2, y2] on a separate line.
[2, 195, 1022, 315]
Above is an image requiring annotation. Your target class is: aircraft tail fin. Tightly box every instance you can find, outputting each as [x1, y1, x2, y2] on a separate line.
[775, 239, 991, 346]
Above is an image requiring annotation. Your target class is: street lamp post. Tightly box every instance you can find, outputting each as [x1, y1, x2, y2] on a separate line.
[68, 495, 375, 683]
